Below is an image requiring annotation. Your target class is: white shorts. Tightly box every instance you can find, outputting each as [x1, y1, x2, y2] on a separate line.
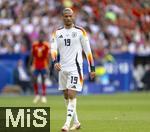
[58, 70, 83, 92]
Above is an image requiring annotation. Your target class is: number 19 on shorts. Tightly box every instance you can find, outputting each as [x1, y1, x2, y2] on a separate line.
[71, 76, 78, 84]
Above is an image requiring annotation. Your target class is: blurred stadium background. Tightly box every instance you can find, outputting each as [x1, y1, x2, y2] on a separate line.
[0, 0, 150, 131]
[0, 0, 149, 94]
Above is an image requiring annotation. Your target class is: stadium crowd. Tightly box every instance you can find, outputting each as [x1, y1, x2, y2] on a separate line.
[0, 0, 150, 91]
[0, 0, 149, 56]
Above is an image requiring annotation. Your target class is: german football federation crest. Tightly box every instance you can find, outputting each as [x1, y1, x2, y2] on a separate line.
[72, 32, 77, 38]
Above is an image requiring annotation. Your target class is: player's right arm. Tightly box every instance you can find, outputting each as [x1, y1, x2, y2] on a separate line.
[50, 31, 61, 71]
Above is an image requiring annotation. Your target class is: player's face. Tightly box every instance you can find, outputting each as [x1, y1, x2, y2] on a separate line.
[63, 11, 74, 27]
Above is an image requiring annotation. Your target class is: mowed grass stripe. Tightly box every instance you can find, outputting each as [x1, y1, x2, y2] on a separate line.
[0, 92, 150, 132]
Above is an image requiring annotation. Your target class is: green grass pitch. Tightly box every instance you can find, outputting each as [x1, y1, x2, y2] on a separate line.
[0, 92, 150, 132]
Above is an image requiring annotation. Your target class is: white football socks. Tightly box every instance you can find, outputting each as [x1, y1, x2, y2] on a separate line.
[73, 98, 79, 124]
[64, 98, 79, 124]
[65, 98, 76, 126]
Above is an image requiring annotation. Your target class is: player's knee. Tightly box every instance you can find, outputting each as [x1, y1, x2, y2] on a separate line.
[68, 94, 75, 99]
[33, 76, 37, 83]
[41, 76, 47, 84]
[41, 78, 45, 84]
[63, 90, 69, 99]
[64, 92, 68, 99]
[64, 95, 68, 100]
[68, 90, 76, 99]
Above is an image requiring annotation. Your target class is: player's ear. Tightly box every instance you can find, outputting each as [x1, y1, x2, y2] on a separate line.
[73, 12, 76, 18]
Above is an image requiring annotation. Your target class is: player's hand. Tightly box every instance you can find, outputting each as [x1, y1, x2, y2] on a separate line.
[54, 63, 61, 71]
[89, 72, 96, 80]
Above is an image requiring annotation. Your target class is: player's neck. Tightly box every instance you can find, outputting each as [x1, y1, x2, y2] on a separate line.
[64, 24, 74, 29]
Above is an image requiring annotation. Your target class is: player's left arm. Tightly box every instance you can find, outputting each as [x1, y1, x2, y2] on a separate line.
[80, 28, 96, 79]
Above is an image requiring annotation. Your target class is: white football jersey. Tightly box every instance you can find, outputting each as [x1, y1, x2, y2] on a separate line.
[50, 25, 94, 72]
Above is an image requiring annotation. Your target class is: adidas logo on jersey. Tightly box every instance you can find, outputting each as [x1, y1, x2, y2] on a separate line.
[58, 35, 63, 38]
